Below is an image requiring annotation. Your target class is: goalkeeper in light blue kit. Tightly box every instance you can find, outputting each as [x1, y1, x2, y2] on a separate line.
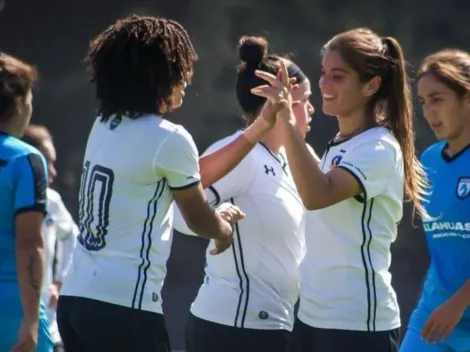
[400, 49, 470, 352]
[0, 53, 52, 352]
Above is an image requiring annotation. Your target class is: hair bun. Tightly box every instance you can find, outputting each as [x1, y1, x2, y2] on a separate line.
[238, 36, 268, 68]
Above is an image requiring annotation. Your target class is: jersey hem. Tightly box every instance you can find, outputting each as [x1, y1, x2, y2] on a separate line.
[337, 165, 367, 202]
[297, 312, 401, 332]
[190, 308, 293, 331]
[169, 180, 200, 190]
[15, 205, 47, 216]
[59, 293, 163, 314]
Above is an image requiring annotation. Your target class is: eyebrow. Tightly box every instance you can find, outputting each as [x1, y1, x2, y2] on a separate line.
[321, 67, 349, 74]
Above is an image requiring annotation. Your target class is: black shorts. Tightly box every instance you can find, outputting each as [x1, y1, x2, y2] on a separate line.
[57, 296, 171, 352]
[291, 318, 400, 352]
[185, 313, 291, 352]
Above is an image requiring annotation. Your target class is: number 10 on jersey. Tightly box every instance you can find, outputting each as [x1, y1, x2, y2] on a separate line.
[78, 161, 115, 251]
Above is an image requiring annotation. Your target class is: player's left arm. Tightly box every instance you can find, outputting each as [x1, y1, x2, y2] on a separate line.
[422, 279, 470, 343]
[280, 120, 396, 210]
[14, 153, 48, 322]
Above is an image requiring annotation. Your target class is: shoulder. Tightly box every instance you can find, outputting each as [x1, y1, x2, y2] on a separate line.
[349, 127, 400, 160]
[420, 141, 446, 165]
[1, 136, 46, 168]
[46, 188, 63, 205]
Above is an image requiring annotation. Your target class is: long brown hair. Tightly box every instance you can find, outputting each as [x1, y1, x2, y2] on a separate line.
[418, 49, 470, 96]
[324, 28, 428, 218]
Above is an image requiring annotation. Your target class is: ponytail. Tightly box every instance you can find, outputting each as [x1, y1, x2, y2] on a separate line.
[382, 37, 429, 221]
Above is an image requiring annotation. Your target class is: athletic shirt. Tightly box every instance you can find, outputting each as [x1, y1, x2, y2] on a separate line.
[414, 141, 470, 331]
[41, 188, 78, 305]
[299, 127, 404, 332]
[60, 114, 200, 314]
[0, 131, 49, 318]
[173, 131, 306, 331]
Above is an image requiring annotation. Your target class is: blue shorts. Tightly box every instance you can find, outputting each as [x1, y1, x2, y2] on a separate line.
[0, 315, 53, 352]
[400, 304, 470, 352]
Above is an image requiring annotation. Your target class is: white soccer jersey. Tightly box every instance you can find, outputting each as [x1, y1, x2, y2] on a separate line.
[42, 188, 79, 297]
[298, 127, 404, 332]
[42, 188, 79, 343]
[173, 131, 306, 331]
[60, 114, 200, 314]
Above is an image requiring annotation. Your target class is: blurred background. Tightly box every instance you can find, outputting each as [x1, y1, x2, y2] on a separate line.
[1, 0, 469, 349]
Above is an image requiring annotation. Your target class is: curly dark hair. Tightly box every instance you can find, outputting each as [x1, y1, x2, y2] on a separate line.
[85, 15, 198, 122]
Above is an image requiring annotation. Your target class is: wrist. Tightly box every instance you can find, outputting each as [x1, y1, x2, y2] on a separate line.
[243, 115, 273, 144]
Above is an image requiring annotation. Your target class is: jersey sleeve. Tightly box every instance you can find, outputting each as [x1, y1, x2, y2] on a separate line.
[201, 135, 253, 207]
[337, 139, 397, 202]
[153, 126, 201, 190]
[13, 153, 48, 215]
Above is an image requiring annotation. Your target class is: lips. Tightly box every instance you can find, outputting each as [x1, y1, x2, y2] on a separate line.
[322, 94, 336, 101]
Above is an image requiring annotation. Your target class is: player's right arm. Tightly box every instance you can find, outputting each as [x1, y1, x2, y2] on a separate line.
[13, 153, 48, 325]
[198, 101, 276, 188]
[154, 128, 237, 252]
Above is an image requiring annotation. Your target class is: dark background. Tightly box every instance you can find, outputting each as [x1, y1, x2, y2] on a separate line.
[1, 0, 469, 349]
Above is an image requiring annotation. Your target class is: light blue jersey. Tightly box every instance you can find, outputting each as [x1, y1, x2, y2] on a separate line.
[0, 131, 53, 351]
[401, 141, 470, 352]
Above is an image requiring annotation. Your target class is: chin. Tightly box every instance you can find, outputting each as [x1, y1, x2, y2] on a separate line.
[322, 106, 339, 117]
[171, 99, 183, 110]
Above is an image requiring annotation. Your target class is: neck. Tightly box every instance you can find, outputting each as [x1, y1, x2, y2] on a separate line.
[336, 109, 372, 140]
[0, 122, 21, 138]
[260, 130, 282, 154]
[447, 123, 470, 156]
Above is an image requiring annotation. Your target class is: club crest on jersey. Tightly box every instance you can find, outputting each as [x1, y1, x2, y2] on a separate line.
[457, 177, 470, 199]
[330, 155, 343, 169]
[110, 115, 122, 131]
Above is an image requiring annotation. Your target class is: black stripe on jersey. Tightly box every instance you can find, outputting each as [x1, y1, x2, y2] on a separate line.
[230, 197, 250, 328]
[360, 199, 377, 331]
[208, 186, 221, 207]
[132, 180, 165, 309]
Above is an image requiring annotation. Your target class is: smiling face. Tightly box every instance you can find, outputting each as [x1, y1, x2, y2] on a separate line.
[418, 73, 470, 141]
[318, 49, 372, 118]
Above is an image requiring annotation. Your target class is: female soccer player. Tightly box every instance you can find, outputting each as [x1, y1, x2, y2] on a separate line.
[252, 27, 428, 352]
[57, 16, 277, 352]
[400, 49, 470, 352]
[174, 35, 312, 352]
[23, 124, 78, 352]
[0, 53, 53, 351]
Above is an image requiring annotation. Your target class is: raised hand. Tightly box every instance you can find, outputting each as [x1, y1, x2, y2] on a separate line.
[250, 61, 298, 120]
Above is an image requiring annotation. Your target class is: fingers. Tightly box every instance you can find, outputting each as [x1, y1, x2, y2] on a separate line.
[255, 70, 280, 87]
[279, 60, 290, 86]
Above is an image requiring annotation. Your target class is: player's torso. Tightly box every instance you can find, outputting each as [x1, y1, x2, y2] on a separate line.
[300, 129, 403, 331]
[421, 142, 470, 324]
[193, 142, 305, 330]
[0, 134, 43, 315]
[61, 116, 176, 313]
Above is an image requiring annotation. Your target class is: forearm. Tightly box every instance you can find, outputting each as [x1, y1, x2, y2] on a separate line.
[449, 279, 470, 310]
[16, 238, 45, 320]
[187, 205, 232, 240]
[199, 136, 254, 189]
[199, 117, 272, 188]
[280, 120, 330, 210]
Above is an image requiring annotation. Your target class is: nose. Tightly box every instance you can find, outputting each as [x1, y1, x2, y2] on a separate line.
[308, 102, 315, 116]
[49, 164, 57, 183]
